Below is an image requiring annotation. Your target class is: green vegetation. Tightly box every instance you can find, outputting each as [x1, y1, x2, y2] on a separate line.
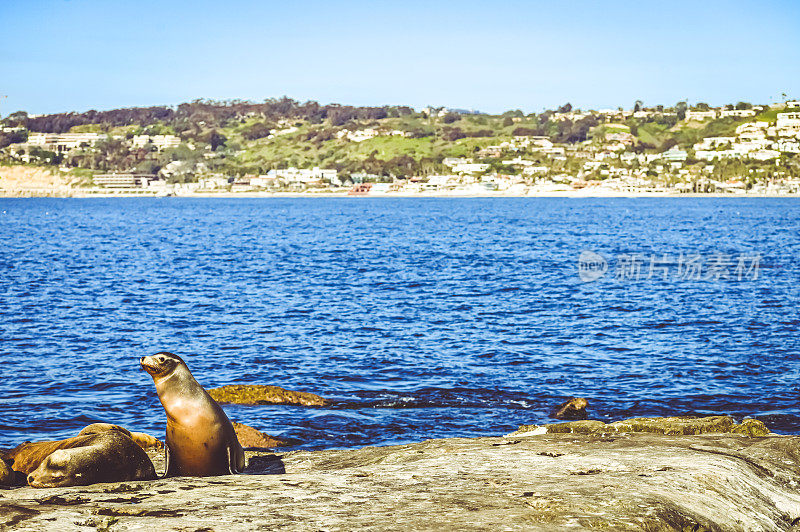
[1, 97, 796, 187]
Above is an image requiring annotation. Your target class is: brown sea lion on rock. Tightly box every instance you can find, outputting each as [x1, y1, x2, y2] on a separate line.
[27, 431, 156, 488]
[551, 397, 589, 420]
[79, 423, 164, 450]
[140, 352, 245, 477]
[0, 457, 13, 486]
[6, 435, 96, 475]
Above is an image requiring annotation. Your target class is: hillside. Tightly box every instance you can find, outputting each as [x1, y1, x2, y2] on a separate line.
[1, 98, 798, 193]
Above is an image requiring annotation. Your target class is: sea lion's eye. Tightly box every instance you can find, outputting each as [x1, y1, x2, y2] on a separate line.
[157, 356, 165, 363]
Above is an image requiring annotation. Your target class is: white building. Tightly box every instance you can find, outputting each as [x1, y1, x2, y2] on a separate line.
[776, 112, 800, 136]
[198, 175, 230, 189]
[522, 166, 549, 176]
[777, 140, 800, 153]
[27, 132, 107, 151]
[661, 146, 688, 162]
[685, 110, 718, 121]
[693, 137, 736, 151]
[337, 129, 378, 142]
[451, 163, 490, 174]
[606, 132, 635, 145]
[443, 157, 471, 168]
[502, 157, 535, 166]
[749, 149, 780, 161]
[720, 109, 756, 118]
[132, 134, 181, 150]
[695, 150, 740, 161]
[513, 136, 553, 149]
[736, 122, 769, 141]
[93, 173, 156, 189]
[265, 167, 338, 185]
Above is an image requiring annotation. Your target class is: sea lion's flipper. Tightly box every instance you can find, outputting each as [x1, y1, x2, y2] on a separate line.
[227, 443, 245, 474]
[163, 444, 172, 478]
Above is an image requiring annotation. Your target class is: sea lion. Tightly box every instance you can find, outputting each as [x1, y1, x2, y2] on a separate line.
[79, 423, 164, 450]
[6, 424, 161, 476]
[551, 397, 589, 420]
[6, 435, 97, 475]
[26, 431, 156, 488]
[0, 457, 13, 486]
[140, 352, 245, 477]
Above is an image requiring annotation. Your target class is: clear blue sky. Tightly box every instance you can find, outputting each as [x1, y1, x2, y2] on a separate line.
[1, 0, 798, 116]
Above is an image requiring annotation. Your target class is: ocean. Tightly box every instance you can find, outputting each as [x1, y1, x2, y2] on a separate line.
[1, 197, 798, 450]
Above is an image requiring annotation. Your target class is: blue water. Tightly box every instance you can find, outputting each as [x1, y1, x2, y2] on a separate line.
[1, 198, 799, 450]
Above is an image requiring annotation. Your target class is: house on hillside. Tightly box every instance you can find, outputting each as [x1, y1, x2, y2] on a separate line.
[661, 146, 688, 162]
[776, 112, 800, 136]
[720, 109, 756, 118]
[132, 134, 181, 150]
[685, 110, 718, 121]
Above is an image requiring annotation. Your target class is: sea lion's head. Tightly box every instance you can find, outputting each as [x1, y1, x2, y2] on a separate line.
[140, 352, 185, 379]
[28, 449, 78, 488]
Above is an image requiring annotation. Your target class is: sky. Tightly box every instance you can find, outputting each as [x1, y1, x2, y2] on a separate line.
[1, 0, 798, 116]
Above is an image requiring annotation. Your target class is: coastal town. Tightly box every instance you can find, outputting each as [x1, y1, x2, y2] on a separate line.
[1, 98, 799, 196]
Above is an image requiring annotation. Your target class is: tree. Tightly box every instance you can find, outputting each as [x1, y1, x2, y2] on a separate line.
[4, 111, 28, 127]
[242, 122, 271, 140]
[0, 129, 26, 148]
[442, 113, 460, 124]
[441, 127, 466, 141]
[557, 103, 572, 113]
[205, 130, 227, 151]
[676, 101, 688, 120]
[634, 100, 643, 112]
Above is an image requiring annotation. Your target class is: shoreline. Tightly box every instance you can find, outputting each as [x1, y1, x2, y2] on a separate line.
[2, 190, 800, 199]
[4, 429, 799, 530]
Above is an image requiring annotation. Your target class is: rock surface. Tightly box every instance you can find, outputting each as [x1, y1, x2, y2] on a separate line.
[3, 430, 800, 530]
[231, 422, 290, 448]
[511, 415, 772, 437]
[208, 384, 329, 406]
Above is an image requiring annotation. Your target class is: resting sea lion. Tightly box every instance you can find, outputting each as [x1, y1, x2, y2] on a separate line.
[6, 435, 98, 476]
[79, 423, 164, 450]
[26, 431, 156, 488]
[0, 457, 13, 486]
[140, 352, 245, 477]
[6, 424, 161, 476]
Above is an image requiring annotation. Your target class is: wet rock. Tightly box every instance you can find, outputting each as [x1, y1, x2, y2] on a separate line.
[550, 397, 588, 420]
[4, 433, 800, 530]
[232, 422, 290, 449]
[730, 417, 772, 437]
[535, 420, 606, 435]
[510, 415, 770, 438]
[208, 384, 329, 406]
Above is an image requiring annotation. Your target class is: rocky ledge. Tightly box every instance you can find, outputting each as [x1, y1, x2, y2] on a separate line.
[3, 418, 800, 531]
[207, 384, 329, 406]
